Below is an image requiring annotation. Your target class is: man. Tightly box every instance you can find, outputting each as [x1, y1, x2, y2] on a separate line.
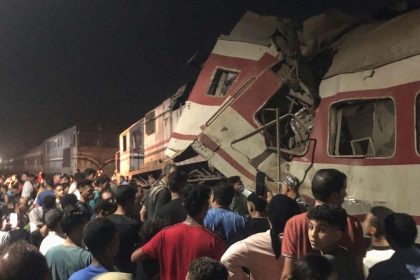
[362, 206, 395, 276]
[368, 213, 420, 280]
[307, 205, 362, 280]
[46, 207, 92, 280]
[68, 171, 85, 200]
[84, 168, 97, 181]
[186, 257, 228, 280]
[228, 176, 250, 216]
[204, 182, 248, 246]
[155, 170, 188, 225]
[107, 185, 141, 274]
[280, 169, 365, 280]
[0, 241, 51, 280]
[246, 192, 269, 236]
[21, 172, 33, 200]
[69, 218, 119, 280]
[35, 175, 56, 208]
[279, 175, 308, 212]
[39, 208, 65, 255]
[144, 163, 176, 221]
[77, 179, 95, 220]
[131, 184, 226, 280]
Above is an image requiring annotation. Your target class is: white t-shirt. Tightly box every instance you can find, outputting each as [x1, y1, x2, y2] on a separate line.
[68, 182, 81, 200]
[363, 246, 395, 277]
[39, 231, 65, 255]
[21, 180, 33, 198]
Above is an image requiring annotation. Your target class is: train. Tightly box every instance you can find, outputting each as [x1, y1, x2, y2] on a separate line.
[2, 125, 117, 176]
[118, 9, 420, 240]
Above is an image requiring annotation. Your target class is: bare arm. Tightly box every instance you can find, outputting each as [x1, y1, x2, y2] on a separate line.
[281, 257, 295, 280]
[131, 248, 151, 263]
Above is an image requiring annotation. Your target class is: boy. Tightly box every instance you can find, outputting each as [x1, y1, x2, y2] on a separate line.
[307, 204, 363, 280]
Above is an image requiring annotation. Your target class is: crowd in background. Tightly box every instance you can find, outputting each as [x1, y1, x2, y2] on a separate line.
[0, 165, 418, 280]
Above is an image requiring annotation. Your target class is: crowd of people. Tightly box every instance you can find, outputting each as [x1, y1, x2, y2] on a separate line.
[0, 165, 419, 280]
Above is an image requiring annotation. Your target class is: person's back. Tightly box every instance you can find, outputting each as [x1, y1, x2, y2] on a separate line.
[141, 222, 226, 280]
[46, 244, 92, 280]
[154, 197, 186, 225]
[368, 213, 420, 280]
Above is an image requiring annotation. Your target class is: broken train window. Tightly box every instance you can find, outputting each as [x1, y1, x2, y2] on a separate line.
[329, 98, 395, 157]
[207, 68, 238, 97]
[145, 111, 155, 135]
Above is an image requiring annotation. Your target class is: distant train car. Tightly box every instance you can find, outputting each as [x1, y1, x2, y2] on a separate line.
[3, 125, 118, 176]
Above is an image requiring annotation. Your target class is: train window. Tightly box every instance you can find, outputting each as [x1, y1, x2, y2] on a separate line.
[123, 135, 127, 152]
[329, 98, 395, 157]
[145, 111, 155, 135]
[207, 68, 238, 97]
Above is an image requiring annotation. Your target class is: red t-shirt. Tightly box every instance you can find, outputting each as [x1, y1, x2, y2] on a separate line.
[281, 212, 365, 259]
[140, 223, 227, 280]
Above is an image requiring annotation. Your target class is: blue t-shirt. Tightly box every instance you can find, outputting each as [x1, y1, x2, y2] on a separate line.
[204, 208, 248, 246]
[36, 189, 55, 207]
[69, 264, 108, 280]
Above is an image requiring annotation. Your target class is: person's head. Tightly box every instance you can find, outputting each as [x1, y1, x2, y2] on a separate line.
[311, 169, 347, 206]
[60, 174, 70, 184]
[210, 182, 235, 209]
[61, 206, 88, 246]
[182, 184, 212, 223]
[186, 257, 228, 280]
[100, 189, 114, 202]
[307, 205, 347, 253]
[280, 175, 300, 196]
[83, 218, 119, 264]
[61, 194, 78, 209]
[384, 212, 417, 250]
[290, 255, 337, 280]
[114, 185, 137, 214]
[0, 241, 51, 280]
[227, 176, 244, 194]
[55, 184, 65, 199]
[84, 168, 97, 181]
[268, 195, 301, 258]
[42, 195, 57, 210]
[44, 208, 63, 232]
[73, 172, 86, 184]
[53, 173, 61, 186]
[77, 179, 94, 202]
[247, 192, 267, 216]
[94, 198, 117, 218]
[363, 206, 393, 239]
[95, 175, 110, 191]
[44, 175, 54, 189]
[21, 172, 28, 181]
[167, 170, 188, 194]
[160, 163, 178, 182]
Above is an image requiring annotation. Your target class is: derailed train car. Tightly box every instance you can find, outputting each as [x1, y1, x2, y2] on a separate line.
[119, 10, 420, 239]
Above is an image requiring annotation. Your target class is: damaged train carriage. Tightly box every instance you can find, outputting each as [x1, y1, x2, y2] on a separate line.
[166, 10, 420, 240]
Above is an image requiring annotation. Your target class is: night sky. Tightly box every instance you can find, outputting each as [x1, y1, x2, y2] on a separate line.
[0, 0, 400, 157]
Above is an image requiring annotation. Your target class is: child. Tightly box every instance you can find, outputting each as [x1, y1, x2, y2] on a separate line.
[307, 205, 363, 280]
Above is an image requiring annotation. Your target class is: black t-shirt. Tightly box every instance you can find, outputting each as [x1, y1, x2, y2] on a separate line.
[107, 214, 141, 274]
[155, 197, 186, 226]
[247, 217, 270, 236]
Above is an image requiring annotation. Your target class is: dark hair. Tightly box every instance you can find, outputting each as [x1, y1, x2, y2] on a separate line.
[369, 206, 394, 238]
[93, 198, 116, 217]
[247, 193, 267, 213]
[83, 218, 117, 257]
[84, 168, 96, 177]
[307, 204, 348, 232]
[226, 176, 241, 186]
[311, 169, 347, 202]
[44, 209, 63, 229]
[159, 163, 177, 179]
[77, 179, 92, 191]
[385, 213, 417, 249]
[187, 257, 228, 280]
[211, 182, 234, 208]
[73, 172, 86, 184]
[139, 220, 167, 245]
[60, 174, 70, 181]
[181, 184, 211, 217]
[42, 195, 56, 210]
[95, 175, 110, 186]
[114, 185, 137, 206]
[61, 194, 78, 209]
[44, 175, 54, 188]
[0, 241, 50, 280]
[167, 170, 188, 194]
[267, 195, 301, 258]
[61, 207, 88, 235]
[290, 255, 335, 280]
